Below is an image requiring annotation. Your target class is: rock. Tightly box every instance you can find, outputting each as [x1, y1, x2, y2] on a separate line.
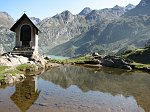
[44, 56, 50, 60]
[4, 74, 14, 84]
[123, 65, 132, 70]
[94, 56, 102, 60]
[20, 74, 26, 79]
[101, 55, 132, 70]
[101, 59, 114, 67]
[92, 52, 100, 57]
[84, 59, 101, 64]
[0, 54, 29, 66]
[4, 74, 26, 84]
[144, 67, 150, 72]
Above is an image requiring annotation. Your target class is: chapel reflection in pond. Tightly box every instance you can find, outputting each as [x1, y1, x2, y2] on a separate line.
[11, 76, 40, 112]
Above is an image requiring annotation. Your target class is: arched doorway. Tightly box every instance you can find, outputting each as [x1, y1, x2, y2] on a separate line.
[20, 25, 31, 47]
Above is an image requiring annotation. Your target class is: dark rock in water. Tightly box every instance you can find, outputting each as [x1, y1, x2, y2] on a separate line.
[101, 55, 132, 70]
[84, 59, 100, 64]
[34, 103, 48, 107]
[144, 67, 150, 72]
[101, 58, 114, 67]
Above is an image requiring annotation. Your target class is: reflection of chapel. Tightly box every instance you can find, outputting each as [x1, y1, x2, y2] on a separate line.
[11, 76, 39, 112]
[10, 13, 39, 57]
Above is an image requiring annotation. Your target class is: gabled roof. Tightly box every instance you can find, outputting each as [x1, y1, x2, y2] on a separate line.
[10, 13, 39, 32]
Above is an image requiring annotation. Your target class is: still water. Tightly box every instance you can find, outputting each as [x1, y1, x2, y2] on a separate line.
[0, 65, 150, 112]
[48, 55, 69, 60]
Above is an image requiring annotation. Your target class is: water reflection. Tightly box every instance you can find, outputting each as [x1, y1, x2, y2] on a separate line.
[11, 76, 40, 112]
[0, 65, 150, 112]
[40, 65, 150, 112]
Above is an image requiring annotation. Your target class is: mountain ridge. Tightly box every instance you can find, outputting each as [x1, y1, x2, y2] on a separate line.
[1, 4, 150, 56]
[38, 4, 134, 54]
[124, 0, 150, 16]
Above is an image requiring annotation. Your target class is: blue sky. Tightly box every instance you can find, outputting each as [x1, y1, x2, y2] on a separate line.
[0, 0, 141, 20]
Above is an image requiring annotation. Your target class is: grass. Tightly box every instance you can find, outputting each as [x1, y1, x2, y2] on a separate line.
[0, 66, 23, 81]
[123, 48, 147, 57]
[0, 64, 37, 81]
[4, 69, 22, 75]
[16, 64, 37, 72]
[130, 62, 150, 69]
[48, 55, 94, 64]
[122, 47, 150, 64]
[0, 66, 10, 80]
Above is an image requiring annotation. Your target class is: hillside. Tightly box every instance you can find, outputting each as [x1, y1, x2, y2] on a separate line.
[0, 3, 146, 57]
[124, 0, 150, 16]
[49, 8, 150, 57]
[0, 12, 15, 54]
[124, 46, 150, 64]
[38, 4, 132, 54]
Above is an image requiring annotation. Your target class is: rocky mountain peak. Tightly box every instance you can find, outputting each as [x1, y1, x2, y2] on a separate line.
[0, 11, 14, 27]
[125, 4, 135, 10]
[61, 10, 73, 16]
[124, 0, 150, 16]
[79, 7, 92, 16]
[138, 0, 150, 6]
[113, 5, 123, 10]
[53, 10, 74, 23]
[30, 17, 41, 25]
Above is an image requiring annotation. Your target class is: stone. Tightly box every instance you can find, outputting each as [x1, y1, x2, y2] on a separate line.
[0, 54, 29, 66]
[101, 59, 114, 67]
[101, 55, 132, 70]
[84, 59, 101, 64]
[4, 74, 26, 84]
[20, 74, 26, 79]
[144, 67, 150, 72]
[92, 52, 100, 57]
[4, 74, 14, 84]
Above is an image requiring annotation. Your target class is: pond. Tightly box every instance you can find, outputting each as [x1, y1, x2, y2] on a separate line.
[48, 55, 69, 60]
[0, 65, 150, 112]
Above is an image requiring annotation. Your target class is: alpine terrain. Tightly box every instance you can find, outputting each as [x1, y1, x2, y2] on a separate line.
[1, 0, 150, 58]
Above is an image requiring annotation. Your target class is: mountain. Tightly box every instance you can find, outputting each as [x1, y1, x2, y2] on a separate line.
[38, 10, 90, 53]
[124, 46, 150, 64]
[0, 12, 15, 54]
[0, 12, 14, 27]
[30, 17, 41, 25]
[0, 3, 136, 56]
[79, 7, 92, 16]
[38, 5, 130, 54]
[125, 4, 135, 11]
[124, 0, 150, 16]
[49, 16, 150, 57]
[43, 4, 137, 57]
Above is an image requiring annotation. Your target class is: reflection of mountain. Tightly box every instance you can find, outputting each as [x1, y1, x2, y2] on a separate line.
[11, 76, 40, 112]
[40, 65, 150, 112]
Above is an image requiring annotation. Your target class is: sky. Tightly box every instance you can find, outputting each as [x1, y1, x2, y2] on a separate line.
[0, 0, 141, 20]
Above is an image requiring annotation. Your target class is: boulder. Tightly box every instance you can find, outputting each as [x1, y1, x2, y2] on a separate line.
[0, 53, 29, 66]
[101, 55, 132, 70]
[144, 67, 150, 72]
[4, 74, 26, 84]
[92, 52, 100, 57]
[84, 59, 101, 64]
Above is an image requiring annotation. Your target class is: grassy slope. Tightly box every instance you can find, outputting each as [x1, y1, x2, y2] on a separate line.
[0, 64, 37, 81]
[123, 46, 150, 64]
